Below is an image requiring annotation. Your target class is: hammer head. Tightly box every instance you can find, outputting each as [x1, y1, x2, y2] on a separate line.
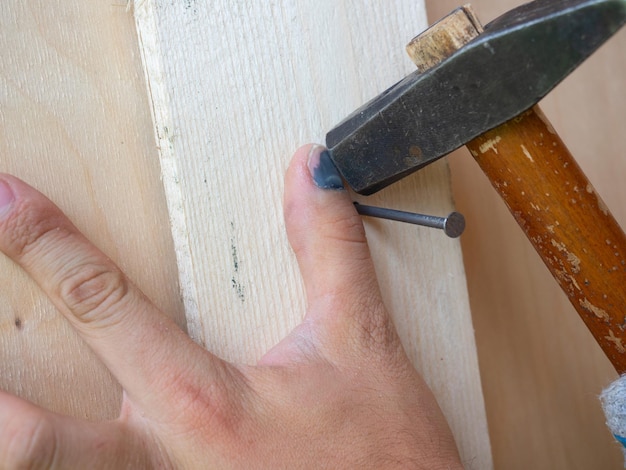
[326, 0, 626, 195]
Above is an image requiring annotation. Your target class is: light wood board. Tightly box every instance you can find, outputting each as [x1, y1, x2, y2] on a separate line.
[0, 1, 185, 420]
[134, 1, 491, 467]
[425, 0, 626, 468]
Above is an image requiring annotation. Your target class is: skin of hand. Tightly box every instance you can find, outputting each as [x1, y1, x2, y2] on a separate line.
[0, 144, 462, 469]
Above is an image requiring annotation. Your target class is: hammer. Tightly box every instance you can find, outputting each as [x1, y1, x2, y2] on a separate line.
[325, 0, 626, 372]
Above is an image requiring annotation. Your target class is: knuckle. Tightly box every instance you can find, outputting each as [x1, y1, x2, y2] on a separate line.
[1, 199, 68, 260]
[321, 212, 367, 246]
[1, 414, 57, 469]
[58, 263, 129, 325]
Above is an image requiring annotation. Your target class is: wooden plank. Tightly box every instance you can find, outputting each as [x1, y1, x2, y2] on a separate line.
[425, 0, 626, 468]
[134, 1, 492, 467]
[0, 1, 185, 420]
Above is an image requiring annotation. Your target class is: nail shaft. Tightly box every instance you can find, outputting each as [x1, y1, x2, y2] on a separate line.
[354, 203, 465, 238]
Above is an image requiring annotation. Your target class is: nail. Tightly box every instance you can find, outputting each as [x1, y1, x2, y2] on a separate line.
[0, 179, 15, 219]
[308, 146, 344, 190]
[354, 203, 465, 238]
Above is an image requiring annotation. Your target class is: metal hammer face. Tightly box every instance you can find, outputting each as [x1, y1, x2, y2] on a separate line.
[325, 0, 626, 195]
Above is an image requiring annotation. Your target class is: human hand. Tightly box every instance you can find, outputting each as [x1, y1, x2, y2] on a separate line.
[0, 145, 462, 469]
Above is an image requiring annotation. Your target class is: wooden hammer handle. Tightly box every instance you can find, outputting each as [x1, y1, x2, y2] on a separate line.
[407, 6, 626, 372]
[469, 109, 626, 372]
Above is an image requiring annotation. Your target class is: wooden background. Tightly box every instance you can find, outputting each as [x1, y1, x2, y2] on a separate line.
[426, 0, 626, 468]
[133, 1, 490, 466]
[1, 0, 625, 468]
[2, 0, 493, 467]
[0, 1, 185, 419]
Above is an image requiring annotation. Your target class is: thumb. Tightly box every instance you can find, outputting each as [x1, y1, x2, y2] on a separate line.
[283, 144, 395, 356]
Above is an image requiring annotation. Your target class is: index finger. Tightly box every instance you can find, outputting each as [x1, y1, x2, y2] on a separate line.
[0, 175, 234, 415]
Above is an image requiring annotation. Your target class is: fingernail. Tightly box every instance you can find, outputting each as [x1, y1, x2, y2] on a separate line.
[307, 145, 344, 190]
[0, 179, 15, 219]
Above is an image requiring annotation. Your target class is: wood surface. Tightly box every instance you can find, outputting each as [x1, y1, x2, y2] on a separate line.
[133, 1, 492, 467]
[425, 0, 626, 468]
[4, 1, 623, 468]
[0, 1, 184, 420]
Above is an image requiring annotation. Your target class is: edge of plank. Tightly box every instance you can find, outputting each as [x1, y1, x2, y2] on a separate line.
[134, 1, 205, 345]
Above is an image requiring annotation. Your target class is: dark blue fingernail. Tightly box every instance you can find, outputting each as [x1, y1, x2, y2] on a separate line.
[307, 146, 344, 190]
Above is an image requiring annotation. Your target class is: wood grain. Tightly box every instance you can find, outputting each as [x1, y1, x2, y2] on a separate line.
[0, 1, 184, 420]
[134, 1, 492, 467]
[425, 0, 626, 468]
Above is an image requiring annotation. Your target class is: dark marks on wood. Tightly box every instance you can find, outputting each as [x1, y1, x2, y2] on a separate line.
[230, 221, 245, 302]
